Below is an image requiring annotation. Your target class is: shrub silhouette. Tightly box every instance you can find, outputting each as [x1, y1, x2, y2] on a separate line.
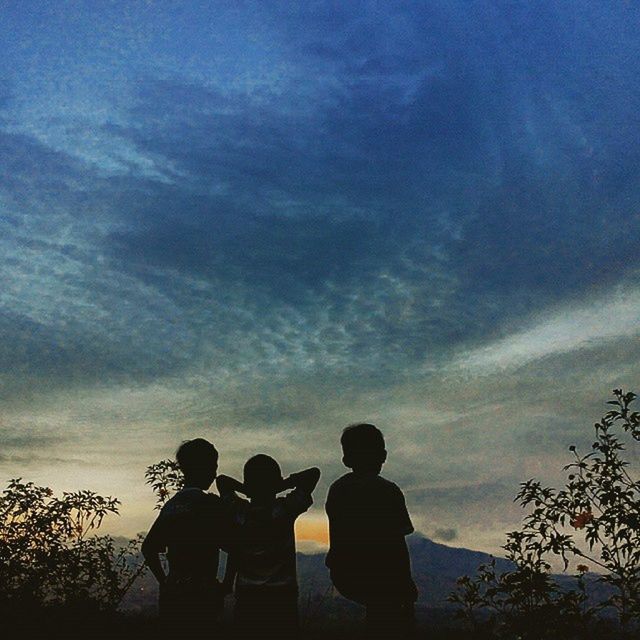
[449, 389, 640, 638]
[0, 479, 145, 615]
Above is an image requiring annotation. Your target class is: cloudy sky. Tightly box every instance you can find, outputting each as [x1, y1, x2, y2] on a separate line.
[1, 1, 640, 555]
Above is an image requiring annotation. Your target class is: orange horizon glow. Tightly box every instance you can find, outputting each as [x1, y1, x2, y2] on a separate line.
[296, 514, 329, 545]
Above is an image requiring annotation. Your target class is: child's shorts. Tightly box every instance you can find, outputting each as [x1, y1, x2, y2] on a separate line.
[233, 586, 299, 639]
[160, 577, 224, 634]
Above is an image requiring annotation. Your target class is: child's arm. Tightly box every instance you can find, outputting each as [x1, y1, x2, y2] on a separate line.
[222, 553, 237, 595]
[216, 474, 246, 498]
[278, 467, 321, 518]
[281, 467, 321, 494]
[141, 518, 167, 586]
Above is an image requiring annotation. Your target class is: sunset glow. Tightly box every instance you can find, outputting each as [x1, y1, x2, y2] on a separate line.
[1, 2, 640, 557]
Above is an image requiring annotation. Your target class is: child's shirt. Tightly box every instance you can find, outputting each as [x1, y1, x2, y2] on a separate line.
[325, 472, 417, 604]
[144, 487, 230, 585]
[223, 488, 312, 592]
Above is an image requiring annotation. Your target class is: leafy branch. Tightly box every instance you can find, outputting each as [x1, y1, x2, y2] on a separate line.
[449, 389, 640, 638]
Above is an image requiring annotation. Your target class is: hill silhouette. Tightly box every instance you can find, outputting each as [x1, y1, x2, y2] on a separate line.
[121, 533, 513, 615]
[123, 531, 615, 629]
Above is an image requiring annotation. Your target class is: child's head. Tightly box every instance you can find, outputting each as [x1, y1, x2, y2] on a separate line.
[341, 423, 387, 474]
[176, 438, 219, 489]
[243, 454, 283, 499]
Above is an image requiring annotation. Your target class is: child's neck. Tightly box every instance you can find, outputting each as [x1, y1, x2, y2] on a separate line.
[250, 494, 277, 506]
[183, 477, 211, 490]
[351, 467, 382, 477]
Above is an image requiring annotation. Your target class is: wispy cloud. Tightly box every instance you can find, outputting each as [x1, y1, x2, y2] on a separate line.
[2, 1, 640, 551]
[453, 286, 640, 373]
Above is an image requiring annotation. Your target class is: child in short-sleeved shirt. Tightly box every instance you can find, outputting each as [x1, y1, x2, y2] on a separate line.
[217, 455, 320, 639]
[142, 439, 231, 634]
[325, 424, 417, 636]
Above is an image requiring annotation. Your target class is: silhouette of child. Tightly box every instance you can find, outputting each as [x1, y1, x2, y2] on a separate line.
[217, 455, 320, 639]
[142, 439, 231, 635]
[325, 423, 417, 637]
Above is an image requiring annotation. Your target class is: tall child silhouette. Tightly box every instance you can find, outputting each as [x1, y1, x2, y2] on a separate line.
[142, 438, 231, 635]
[217, 455, 320, 639]
[325, 424, 417, 637]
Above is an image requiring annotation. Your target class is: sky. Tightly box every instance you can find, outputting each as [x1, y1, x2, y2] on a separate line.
[1, 0, 640, 556]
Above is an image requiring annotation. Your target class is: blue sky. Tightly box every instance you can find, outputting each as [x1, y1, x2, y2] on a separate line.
[1, 1, 640, 554]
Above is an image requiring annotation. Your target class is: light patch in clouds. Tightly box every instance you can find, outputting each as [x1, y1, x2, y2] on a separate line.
[2, 1, 640, 555]
[4, 117, 175, 182]
[433, 527, 458, 542]
[454, 286, 640, 373]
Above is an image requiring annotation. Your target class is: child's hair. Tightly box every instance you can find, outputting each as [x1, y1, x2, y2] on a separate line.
[341, 423, 385, 456]
[243, 454, 283, 496]
[341, 423, 387, 471]
[176, 438, 219, 477]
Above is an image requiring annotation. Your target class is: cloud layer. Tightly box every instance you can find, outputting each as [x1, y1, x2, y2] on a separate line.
[1, 1, 640, 551]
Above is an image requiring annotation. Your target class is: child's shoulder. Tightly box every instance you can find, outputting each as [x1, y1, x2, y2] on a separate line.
[375, 474, 404, 494]
[329, 472, 354, 488]
[365, 475, 406, 502]
[161, 488, 223, 515]
[329, 472, 403, 496]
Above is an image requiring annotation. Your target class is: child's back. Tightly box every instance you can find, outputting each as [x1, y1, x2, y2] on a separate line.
[326, 471, 415, 603]
[231, 494, 305, 590]
[142, 439, 230, 634]
[217, 455, 320, 639]
[151, 486, 227, 584]
[325, 424, 417, 637]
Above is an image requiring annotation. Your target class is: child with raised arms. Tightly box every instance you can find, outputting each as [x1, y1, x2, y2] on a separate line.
[217, 455, 320, 639]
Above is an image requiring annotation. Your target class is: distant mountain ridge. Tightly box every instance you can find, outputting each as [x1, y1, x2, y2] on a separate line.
[296, 533, 514, 607]
[122, 533, 514, 613]
[123, 532, 614, 624]
[407, 534, 515, 605]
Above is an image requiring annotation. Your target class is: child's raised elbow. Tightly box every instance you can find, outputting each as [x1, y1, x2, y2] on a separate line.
[306, 467, 321, 491]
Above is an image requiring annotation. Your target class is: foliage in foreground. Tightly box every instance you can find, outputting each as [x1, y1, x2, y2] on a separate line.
[449, 389, 640, 638]
[144, 458, 183, 509]
[0, 479, 145, 614]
